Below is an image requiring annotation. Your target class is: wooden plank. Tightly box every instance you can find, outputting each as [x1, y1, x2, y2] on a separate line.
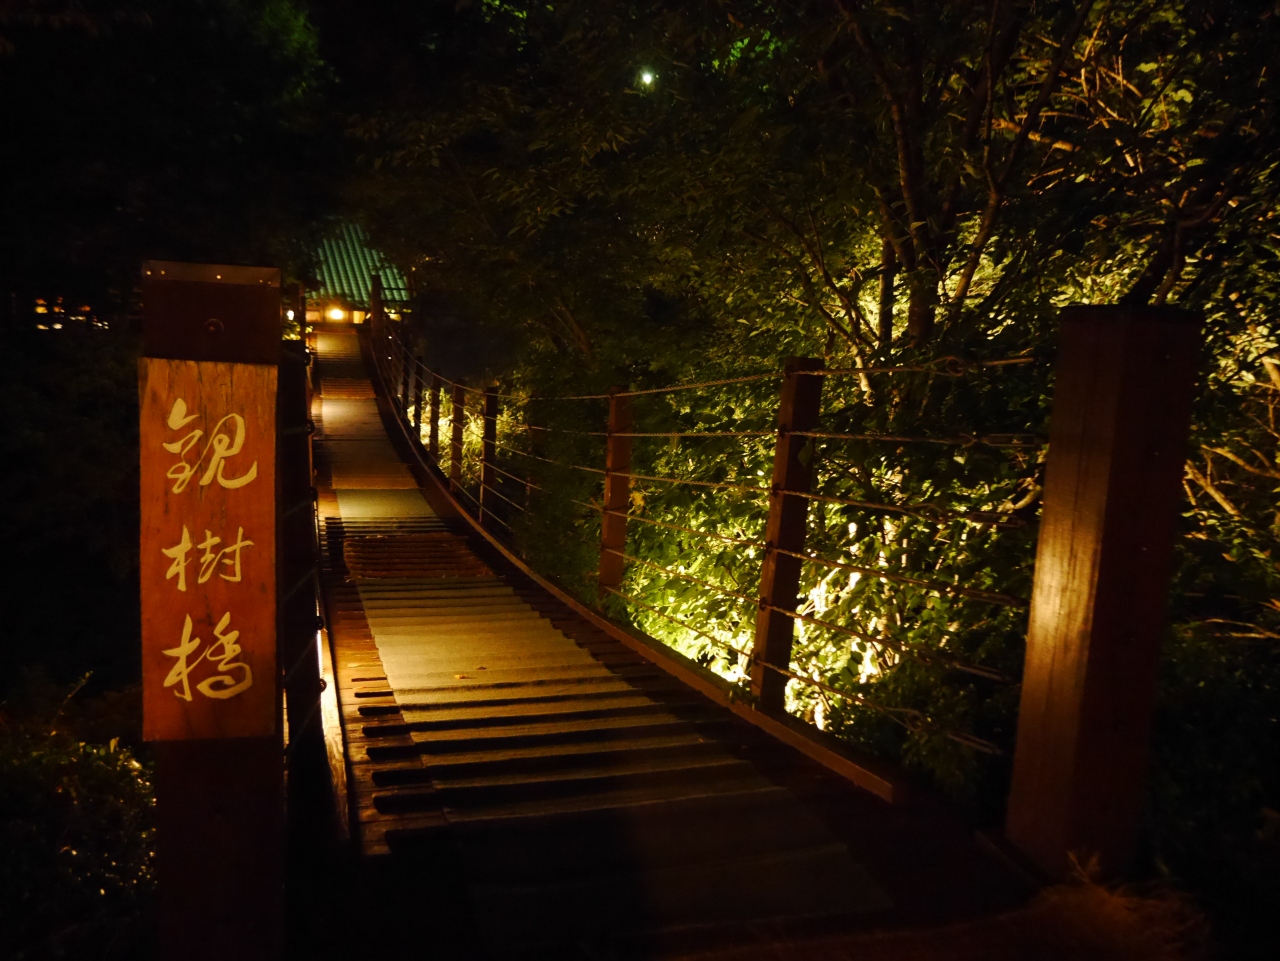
[752, 358, 824, 712]
[1006, 305, 1201, 878]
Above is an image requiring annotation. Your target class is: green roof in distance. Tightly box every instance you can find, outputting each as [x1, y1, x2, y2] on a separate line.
[311, 224, 410, 307]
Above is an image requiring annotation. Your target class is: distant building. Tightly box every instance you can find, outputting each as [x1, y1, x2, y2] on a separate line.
[309, 224, 410, 324]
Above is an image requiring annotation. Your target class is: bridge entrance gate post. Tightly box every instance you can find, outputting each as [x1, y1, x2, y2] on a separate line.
[1007, 305, 1201, 878]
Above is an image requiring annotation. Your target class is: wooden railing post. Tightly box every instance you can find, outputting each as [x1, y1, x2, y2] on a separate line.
[752, 358, 824, 713]
[1006, 305, 1201, 878]
[370, 272, 382, 327]
[399, 341, 412, 414]
[412, 352, 425, 432]
[449, 382, 466, 495]
[479, 387, 499, 528]
[599, 389, 633, 592]
[370, 272, 387, 385]
[428, 374, 442, 460]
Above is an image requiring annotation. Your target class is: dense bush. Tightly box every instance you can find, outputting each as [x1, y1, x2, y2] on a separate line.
[0, 677, 154, 960]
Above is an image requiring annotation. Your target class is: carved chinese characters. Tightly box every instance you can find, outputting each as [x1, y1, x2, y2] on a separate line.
[140, 358, 276, 739]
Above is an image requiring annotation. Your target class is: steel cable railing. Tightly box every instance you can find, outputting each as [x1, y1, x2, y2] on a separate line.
[369, 307, 1041, 760]
[601, 585, 1004, 754]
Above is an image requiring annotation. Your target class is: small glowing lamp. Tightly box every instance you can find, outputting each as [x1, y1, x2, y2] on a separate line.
[328, 307, 345, 321]
[286, 309, 296, 321]
[640, 70, 655, 86]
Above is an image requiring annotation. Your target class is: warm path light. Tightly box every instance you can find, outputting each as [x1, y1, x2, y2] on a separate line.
[328, 307, 345, 321]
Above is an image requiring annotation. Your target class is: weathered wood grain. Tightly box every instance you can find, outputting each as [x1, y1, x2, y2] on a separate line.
[1006, 306, 1201, 877]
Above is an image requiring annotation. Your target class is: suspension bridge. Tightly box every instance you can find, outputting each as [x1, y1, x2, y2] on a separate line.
[307, 319, 1047, 958]
[291, 285, 1200, 958]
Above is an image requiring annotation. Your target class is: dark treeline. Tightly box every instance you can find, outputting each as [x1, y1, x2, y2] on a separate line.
[0, 3, 331, 953]
[1, 0, 331, 689]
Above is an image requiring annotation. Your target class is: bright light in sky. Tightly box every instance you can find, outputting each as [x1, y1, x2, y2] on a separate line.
[640, 70, 654, 86]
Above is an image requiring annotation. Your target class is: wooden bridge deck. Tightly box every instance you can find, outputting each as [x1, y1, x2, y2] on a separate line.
[309, 325, 1029, 959]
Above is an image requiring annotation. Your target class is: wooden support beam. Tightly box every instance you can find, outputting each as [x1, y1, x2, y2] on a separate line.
[1006, 305, 1201, 878]
[450, 383, 466, 494]
[429, 374, 442, 460]
[599, 390, 634, 591]
[479, 387, 499, 529]
[752, 358, 824, 713]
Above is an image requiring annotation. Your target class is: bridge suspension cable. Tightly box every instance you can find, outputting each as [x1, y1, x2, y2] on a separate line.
[368, 306, 1039, 760]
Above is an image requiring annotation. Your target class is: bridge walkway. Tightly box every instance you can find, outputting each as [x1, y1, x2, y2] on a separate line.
[308, 324, 1026, 959]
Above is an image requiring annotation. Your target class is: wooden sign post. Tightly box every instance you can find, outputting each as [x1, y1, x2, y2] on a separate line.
[140, 261, 283, 961]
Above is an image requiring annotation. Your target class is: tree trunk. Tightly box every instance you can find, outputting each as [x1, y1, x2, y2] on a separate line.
[877, 235, 897, 346]
[906, 270, 936, 345]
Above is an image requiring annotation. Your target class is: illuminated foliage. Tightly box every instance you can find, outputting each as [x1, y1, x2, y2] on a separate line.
[350, 1, 1280, 834]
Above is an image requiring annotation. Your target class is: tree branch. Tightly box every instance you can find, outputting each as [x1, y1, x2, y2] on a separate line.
[944, 0, 1097, 322]
[1185, 459, 1240, 516]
